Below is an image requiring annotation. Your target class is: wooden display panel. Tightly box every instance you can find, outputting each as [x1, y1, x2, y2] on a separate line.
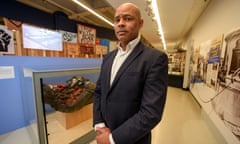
[64, 42, 80, 58]
[55, 103, 93, 129]
[95, 45, 108, 58]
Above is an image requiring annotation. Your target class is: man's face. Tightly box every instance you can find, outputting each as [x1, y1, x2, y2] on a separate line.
[113, 4, 143, 46]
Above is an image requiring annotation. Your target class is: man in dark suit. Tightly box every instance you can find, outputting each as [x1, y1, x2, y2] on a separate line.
[93, 2, 168, 144]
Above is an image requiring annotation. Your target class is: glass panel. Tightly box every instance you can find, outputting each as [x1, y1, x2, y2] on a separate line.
[32, 68, 99, 144]
[22, 73, 40, 143]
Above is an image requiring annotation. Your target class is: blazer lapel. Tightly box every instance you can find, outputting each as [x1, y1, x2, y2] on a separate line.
[110, 42, 144, 89]
[105, 50, 118, 90]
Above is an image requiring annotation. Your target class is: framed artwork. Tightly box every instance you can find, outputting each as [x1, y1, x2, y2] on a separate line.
[77, 24, 96, 45]
[0, 25, 14, 54]
[59, 30, 77, 43]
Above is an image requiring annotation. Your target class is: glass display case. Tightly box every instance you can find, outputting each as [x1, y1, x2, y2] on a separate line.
[167, 51, 186, 88]
[168, 51, 186, 75]
[23, 67, 100, 144]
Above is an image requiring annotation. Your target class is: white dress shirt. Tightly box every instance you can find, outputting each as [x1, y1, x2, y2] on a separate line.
[110, 37, 140, 85]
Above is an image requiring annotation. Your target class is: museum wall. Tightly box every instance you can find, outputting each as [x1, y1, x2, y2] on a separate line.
[0, 1, 116, 41]
[0, 1, 117, 59]
[182, 0, 240, 144]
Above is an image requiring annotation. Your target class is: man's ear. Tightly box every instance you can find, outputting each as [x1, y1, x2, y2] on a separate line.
[139, 19, 144, 28]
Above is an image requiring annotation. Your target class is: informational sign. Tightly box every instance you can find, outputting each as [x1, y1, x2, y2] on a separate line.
[22, 24, 63, 51]
[206, 35, 223, 89]
[0, 66, 15, 79]
[196, 35, 223, 89]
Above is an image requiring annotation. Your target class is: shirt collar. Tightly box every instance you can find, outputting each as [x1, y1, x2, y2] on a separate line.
[117, 35, 140, 54]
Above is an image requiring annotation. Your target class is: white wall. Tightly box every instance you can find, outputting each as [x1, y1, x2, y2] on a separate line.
[183, 0, 240, 143]
[187, 0, 240, 47]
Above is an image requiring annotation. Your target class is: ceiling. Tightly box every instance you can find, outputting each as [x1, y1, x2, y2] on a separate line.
[17, 0, 211, 51]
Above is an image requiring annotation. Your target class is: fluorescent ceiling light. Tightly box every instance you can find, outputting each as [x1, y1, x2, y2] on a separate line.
[72, 0, 114, 27]
[151, 0, 166, 50]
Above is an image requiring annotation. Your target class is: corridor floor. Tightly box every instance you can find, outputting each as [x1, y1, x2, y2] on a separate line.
[151, 87, 217, 144]
[90, 87, 218, 144]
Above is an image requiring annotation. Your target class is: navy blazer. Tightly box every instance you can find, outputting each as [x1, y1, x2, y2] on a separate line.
[93, 42, 168, 144]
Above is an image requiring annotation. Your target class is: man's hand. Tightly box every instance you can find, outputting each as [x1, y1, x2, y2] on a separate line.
[95, 127, 111, 144]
